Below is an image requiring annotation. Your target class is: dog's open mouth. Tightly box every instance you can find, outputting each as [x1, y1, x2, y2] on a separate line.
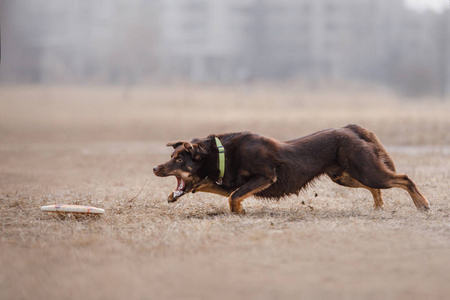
[167, 175, 203, 203]
[173, 176, 186, 198]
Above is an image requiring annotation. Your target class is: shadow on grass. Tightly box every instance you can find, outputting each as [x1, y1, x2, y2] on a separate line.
[180, 205, 418, 221]
[41, 212, 103, 221]
[183, 210, 229, 220]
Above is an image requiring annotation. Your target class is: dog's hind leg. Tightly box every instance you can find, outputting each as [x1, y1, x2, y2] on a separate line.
[328, 171, 384, 209]
[341, 166, 429, 212]
[337, 140, 429, 211]
[229, 174, 277, 215]
[387, 174, 430, 211]
[369, 188, 383, 210]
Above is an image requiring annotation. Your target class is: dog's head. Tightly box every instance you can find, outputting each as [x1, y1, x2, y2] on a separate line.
[153, 139, 211, 202]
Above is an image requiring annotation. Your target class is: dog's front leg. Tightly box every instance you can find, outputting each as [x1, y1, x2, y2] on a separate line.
[167, 191, 181, 202]
[229, 175, 276, 215]
[192, 181, 231, 197]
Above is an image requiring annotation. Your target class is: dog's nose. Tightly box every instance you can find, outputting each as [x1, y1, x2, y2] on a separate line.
[153, 166, 160, 174]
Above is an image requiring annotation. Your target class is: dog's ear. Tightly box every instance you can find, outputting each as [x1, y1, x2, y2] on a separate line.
[189, 140, 209, 162]
[166, 141, 184, 149]
[183, 142, 193, 151]
[186, 142, 203, 161]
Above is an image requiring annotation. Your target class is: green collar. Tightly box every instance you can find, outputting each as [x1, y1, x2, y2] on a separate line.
[214, 137, 225, 184]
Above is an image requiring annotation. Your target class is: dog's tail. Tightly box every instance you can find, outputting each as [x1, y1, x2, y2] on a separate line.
[344, 124, 375, 142]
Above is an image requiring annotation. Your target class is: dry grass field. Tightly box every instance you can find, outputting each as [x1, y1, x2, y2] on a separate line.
[1, 85, 450, 299]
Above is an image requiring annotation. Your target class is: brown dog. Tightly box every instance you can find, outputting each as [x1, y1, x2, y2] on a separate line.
[153, 124, 430, 214]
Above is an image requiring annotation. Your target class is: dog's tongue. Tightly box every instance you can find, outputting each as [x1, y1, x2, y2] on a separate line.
[173, 177, 185, 198]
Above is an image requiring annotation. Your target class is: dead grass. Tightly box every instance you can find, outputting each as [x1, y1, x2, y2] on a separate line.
[0, 85, 450, 299]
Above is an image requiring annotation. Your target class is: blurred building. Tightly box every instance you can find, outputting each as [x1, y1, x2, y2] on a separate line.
[157, 0, 248, 81]
[1, 0, 449, 96]
[158, 0, 449, 96]
[1, 0, 159, 84]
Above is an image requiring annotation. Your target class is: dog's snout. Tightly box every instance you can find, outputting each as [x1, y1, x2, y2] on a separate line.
[153, 164, 168, 177]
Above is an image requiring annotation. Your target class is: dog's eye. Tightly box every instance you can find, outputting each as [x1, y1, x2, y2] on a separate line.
[176, 157, 184, 163]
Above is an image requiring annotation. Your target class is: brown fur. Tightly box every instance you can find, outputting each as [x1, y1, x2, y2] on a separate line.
[154, 124, 430, 214]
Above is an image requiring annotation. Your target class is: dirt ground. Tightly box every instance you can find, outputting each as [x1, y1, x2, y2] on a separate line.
[1, 85, 450, 299]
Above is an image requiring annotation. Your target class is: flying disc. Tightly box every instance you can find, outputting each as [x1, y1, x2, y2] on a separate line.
[40, 204, 105, 214]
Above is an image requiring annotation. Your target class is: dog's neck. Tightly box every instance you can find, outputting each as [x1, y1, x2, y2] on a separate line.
[198, 136, 226, 185]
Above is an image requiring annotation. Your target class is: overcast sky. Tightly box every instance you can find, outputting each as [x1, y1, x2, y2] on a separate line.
[404, 0, 449, 12]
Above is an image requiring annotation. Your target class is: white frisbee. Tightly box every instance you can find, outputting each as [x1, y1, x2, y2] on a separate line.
[41, 204, 105, 214]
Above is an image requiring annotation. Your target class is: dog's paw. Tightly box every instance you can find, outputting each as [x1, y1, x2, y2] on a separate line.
[418, 205, 431, 213]
[230, 206, 246, 215]
[167, 192, 178, 203]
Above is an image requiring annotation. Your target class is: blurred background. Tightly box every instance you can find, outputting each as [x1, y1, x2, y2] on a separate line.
[1, 0, 449, 97]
